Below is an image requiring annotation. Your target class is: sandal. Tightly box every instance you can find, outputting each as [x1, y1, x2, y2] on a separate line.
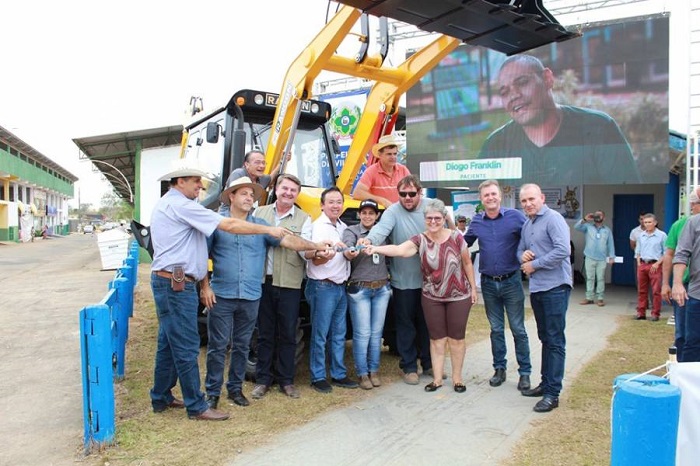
[454, 383, 466, 393]
[424, 382, 443, 392]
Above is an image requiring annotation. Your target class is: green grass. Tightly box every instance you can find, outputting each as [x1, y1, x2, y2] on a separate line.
[504, 315, 674, 466]
[89, 272, 490, 466]
[87, 269, 673, 465]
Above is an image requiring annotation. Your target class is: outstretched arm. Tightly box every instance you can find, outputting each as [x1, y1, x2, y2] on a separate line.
[366, 240, 417, 258]
[219, 217, 291, 238]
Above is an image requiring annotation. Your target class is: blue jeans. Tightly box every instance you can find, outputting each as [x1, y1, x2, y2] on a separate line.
[684, 296, 700, 362]
[584, 257, 608, 300]
[481, 273, 531, 375]
[530, 284, 570, 398]
[150, 274, 208, 416]
[347, 283, 391, 375]
[256, 281, 301, 386]
[392, 287, 431, 374]
[305, 279, 348, 382]
[205, 297, 259, 395]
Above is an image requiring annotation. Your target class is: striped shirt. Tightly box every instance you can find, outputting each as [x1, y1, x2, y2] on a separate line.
[411, 230, 471, 302]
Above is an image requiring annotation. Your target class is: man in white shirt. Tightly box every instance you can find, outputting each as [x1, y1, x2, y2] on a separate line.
[303, 187, 358, 393]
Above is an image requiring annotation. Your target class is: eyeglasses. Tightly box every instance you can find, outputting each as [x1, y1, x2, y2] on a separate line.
[398, 191, 418, 198]
[425, 216, 443, 223]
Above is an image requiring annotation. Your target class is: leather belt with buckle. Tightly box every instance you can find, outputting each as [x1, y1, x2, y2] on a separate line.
[482, 271, 517, 282]
[153, 270, 197, 282]
[348, 279, 388, 290]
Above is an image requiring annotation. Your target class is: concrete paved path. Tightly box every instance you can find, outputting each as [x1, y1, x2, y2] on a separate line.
[0, 235, 117, 466]
[230, 287, 643, 466]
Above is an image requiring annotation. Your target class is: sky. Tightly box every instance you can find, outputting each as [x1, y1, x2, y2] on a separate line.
[1, 0, 689, 208]
[1, 0, 331, 207]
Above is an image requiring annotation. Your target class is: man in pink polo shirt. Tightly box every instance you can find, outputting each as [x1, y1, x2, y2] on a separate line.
[353, 135, 411, 208]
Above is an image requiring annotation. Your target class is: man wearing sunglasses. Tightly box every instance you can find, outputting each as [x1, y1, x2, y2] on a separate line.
[360, 175, 433, 385]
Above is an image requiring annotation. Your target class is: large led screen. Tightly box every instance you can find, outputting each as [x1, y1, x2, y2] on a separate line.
[408, 15, 670, 187]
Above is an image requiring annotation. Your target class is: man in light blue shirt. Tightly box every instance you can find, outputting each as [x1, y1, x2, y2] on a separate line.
[150, 164, 292, 421]
[574, 210, 615, 306]
[517, 183, 572, 413]
[200, 177, 326, 409]
[635, 213, 666, 321]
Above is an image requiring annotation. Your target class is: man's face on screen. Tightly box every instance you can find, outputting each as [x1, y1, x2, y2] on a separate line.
[497, 61, 553, 127]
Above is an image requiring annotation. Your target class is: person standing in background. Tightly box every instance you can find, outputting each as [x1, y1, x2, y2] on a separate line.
[352, 135, 411, 208]
[574, 210, 615, 307]
[635, 213, 666, 321]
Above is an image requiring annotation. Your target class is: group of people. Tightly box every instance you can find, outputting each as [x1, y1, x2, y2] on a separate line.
[148, 138, 573, 423]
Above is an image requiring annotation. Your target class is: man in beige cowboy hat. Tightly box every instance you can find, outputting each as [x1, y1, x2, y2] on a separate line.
[150, 162, 293, 421]
[199, 176, 330, 409]
[352, 134, 411, 208]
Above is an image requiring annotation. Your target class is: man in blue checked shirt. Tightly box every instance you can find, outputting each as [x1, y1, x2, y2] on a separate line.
[574, 210, 615, 306]
[199, 177, 328, 410]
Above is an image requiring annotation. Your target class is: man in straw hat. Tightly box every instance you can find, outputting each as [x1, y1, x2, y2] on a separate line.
[200, 177, 330, 408]
[150, 161, 292, 421]
[353, 134, 411, 208]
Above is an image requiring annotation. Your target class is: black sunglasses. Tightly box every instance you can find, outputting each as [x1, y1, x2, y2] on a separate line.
[398, 191, 418, 198]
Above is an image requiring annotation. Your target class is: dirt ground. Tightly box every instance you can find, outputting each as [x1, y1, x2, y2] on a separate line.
[0, 234, 119, 465]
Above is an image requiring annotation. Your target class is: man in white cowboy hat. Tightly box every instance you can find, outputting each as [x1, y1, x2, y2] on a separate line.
[200, 176, 330, 409]
[149, 161, 292, 421]
[352, 134, 411, 208]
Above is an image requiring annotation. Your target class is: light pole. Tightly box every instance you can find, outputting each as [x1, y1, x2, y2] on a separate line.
[88, 159, 134, 203]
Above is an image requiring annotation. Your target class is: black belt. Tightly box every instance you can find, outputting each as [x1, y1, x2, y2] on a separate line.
[265, 275, 274, 282]
[482, 271, 518, 282]
[640, 259, 658, 264]
[347, 279, 388, 290]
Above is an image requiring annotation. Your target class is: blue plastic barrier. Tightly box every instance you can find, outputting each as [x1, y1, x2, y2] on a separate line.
[80, 304, 115, 449]
[80, 242, 140, 451]
[611, 373, 681, 466]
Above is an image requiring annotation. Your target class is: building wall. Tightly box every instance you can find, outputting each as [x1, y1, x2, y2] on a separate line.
[0, 148, 74, 197]
[572, 183, 667, 282]
[138, 146, 181, 226]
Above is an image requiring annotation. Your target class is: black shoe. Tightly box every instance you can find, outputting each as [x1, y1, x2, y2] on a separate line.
[533, 396, 559, 412]
[424, 382, 443, 392]
[331, 377, 359, 389]
[635, 315, 647, 320]
[206, 395, 220, 410]
[521, 385, 544, 397]
[489, 368, 506, 387]
[311, 379, 333, 393]
[650, 316, 660, 322]
[517, 375, 531, 391]
[227, 391, 250, 407]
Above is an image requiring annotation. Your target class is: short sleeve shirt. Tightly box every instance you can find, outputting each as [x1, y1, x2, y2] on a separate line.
[410, 230, 471, 302]
[357, 162, 410, 204]
[151, 189, 222, 280]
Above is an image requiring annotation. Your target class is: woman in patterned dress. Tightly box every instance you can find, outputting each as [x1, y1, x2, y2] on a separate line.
[365, 199, 478, 393]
